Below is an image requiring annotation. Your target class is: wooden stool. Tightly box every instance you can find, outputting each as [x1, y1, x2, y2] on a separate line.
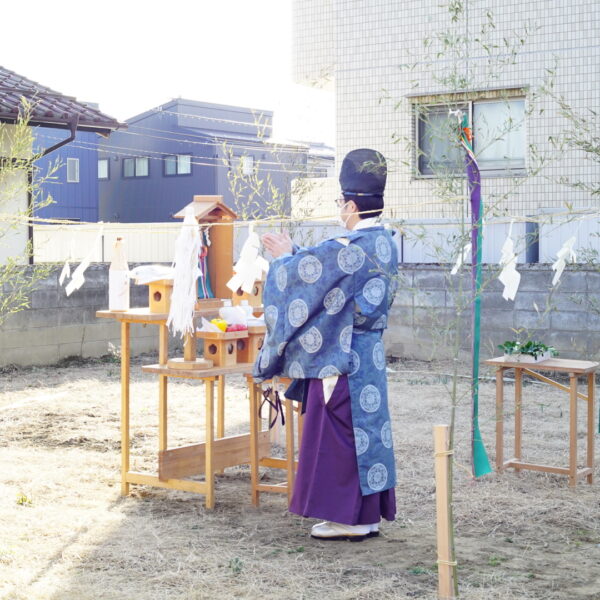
[246, 376, 304, 506]
[485, 357, 599, 487]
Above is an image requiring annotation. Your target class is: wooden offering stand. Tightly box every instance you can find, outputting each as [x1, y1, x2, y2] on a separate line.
[485, 356, 599, 487]
[140, 277, 212, 371]
[232, 279, 264, 308]
[196, 330, 248, 367]
[237, 324, 266, 363]
[148, 280, 173, 313]
[167, 332, 213, 371]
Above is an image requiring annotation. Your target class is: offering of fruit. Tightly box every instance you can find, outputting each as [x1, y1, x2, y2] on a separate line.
[226, 323, 248, 332]
[210, 318, 228, 332]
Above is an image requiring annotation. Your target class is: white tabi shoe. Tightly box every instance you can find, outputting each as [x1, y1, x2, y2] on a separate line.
[310, 521, 377, 542]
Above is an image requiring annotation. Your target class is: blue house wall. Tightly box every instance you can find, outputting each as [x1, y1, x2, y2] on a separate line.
[98, 99, 317, 223]
[31, 100, 333, 225]
[33, 128, 99, 222]
[98, 107, 217, 222]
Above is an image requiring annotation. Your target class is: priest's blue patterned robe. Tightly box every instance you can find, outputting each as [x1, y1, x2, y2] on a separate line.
[254, 226, 398, 495]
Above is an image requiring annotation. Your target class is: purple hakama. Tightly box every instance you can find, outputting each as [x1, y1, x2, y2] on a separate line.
[289, 376, 396, 525]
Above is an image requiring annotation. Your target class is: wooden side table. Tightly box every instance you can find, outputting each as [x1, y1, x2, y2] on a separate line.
[141, 362, 264, 508]
[246, 376, 304, 506]
[97, 308, 264, 508]
[485, 357, 599, 487]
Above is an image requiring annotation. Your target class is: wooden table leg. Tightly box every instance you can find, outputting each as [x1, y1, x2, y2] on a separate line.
[159, 325, 168, 453]
[514, 368, 523, 473]
[569, 373, 578, 487]
[214, 375, 226, 475]
[249, 382, 260, 506]
[205, 379, 215, 509]
[120, 321, 131, 496]
[587, 373, 595, 484]
[495, 367, 505, 472]
[285, 398, 295, 506]
[217, 375, 225, 439]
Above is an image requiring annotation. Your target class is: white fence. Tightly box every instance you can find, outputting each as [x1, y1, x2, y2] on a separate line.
[539, 216, 600, 263]
[33, 223, 181, 264]
[395, 217, 600, 264]
[32, 216, 600, 265]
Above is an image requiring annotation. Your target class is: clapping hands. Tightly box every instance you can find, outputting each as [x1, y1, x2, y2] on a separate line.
[262, 232, 293, 259]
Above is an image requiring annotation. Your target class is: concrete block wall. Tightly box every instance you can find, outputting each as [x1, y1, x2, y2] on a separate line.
[386, 264, 600, 362]
[0, 264, 177, 367]
[1, 261, 598, 367]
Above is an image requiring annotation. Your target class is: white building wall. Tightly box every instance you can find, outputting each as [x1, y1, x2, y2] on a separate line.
[292, 0, 335, 89]
[0, 124, 31, 264]
[293, 0, 599, 225]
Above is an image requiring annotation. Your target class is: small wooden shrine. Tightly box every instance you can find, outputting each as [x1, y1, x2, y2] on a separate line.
[173, 195, 238, 302]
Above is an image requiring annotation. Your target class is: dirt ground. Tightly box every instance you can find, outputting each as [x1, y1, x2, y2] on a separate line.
[1, 355, 599, 600]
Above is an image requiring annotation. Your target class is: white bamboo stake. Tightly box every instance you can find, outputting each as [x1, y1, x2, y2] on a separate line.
[434, 424, 457, 599]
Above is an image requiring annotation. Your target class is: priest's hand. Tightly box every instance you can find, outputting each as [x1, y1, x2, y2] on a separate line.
[262, 232, 293, 258]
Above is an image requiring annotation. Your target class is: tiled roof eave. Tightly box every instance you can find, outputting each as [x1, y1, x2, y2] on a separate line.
[0, 65, 124, 133]
[0, 113, 121, 135]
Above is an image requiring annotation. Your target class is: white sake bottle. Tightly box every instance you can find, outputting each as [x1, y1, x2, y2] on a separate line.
[109, 237, 130, 311]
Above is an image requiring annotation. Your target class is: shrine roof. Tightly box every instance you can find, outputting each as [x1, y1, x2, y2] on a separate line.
[173, 195, 238, 221]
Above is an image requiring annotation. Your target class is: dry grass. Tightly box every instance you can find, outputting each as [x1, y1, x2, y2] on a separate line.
[1, 357, 599, 600]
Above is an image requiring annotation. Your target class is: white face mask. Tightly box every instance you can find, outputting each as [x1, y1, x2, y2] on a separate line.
[337, 200, 352, 229]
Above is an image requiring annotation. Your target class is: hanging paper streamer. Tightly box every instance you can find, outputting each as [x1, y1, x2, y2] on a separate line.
[551, 236, 577, 286]
[58, 260, 71, 286]
[167, 206, 202, 338]
[498, 221, 521, 301]
[226, 223, 269, 294]
[456, 110, 492, 478]
[450, 242, 472, 275]
[64, 224, 104, 296]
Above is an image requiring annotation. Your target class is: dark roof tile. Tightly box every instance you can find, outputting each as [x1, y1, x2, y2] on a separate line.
[0, 65, 123, 134]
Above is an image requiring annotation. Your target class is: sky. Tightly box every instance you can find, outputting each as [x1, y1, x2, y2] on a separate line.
[1, 0, 334, 145]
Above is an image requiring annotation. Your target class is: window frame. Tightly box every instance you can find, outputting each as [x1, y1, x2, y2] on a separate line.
[163, 153, 193, 177]
[98, 158, 110, 180]
[66, 157, 80, 183]
[415, 102, 471, 177]
[414, 96, 527, 179]
[123, 156, 150, 178]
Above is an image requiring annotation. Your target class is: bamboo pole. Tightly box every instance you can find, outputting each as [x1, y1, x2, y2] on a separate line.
[587, 372, 595, 484]
[434, 425, 457, 599]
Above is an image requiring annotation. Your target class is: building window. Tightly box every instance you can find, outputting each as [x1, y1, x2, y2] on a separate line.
[164, 154, 192, 176]
[66, 158, 79, 183]
[416, 98, 525, 176]
[242, 155, 254, 175]
[98, 158, 109, 180]
[123, 156, 149, 178]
